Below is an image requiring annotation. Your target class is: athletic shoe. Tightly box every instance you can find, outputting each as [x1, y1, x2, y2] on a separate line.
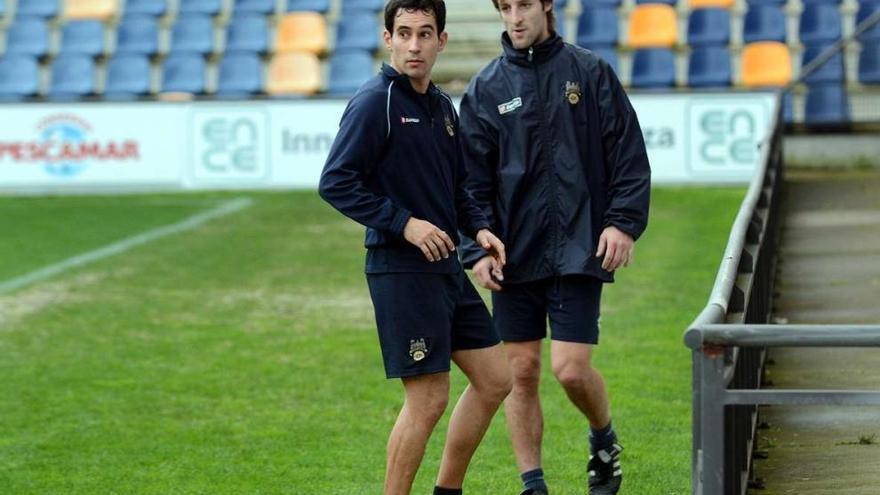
[587, 443, 623, 495]
[519, 489, 548, 495]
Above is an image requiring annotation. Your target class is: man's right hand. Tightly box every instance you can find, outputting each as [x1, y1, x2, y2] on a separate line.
[473, 255, 504, 291]
[403, 217, 455, 262]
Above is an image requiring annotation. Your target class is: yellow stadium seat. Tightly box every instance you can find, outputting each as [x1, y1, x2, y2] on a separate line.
[276, 12, 328, 55]
[688, 0, 734, 9]
[267, 52, 322, 95]
[628, 4, 678, 48]
[65, 0, 118, 20]
[741, 41, 792, 87]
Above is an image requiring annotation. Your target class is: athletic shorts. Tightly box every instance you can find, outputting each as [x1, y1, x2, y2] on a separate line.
[366, 269, 501, 379]
[491, 275, 603, 344]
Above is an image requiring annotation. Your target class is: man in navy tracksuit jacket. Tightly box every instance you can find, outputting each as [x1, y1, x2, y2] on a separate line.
[459, 1, 651, 494]
[318, 2, 512, 494]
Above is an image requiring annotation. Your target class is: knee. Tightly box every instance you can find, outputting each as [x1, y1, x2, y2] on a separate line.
[481, 372, 513, 405]
[417, 392, 449, 426]
[552, 360, 590, 391]
[509, 354, 541, 389]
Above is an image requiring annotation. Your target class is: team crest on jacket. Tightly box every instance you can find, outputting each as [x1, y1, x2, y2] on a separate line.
[445, 115, 455, 137]
[409, 338, 428, 362]
[565, 81, 582, 105]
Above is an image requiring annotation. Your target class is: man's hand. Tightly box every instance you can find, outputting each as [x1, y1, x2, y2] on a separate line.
[403, 217, 455, 262]
[473, 229, 506, 291]
[596, 225, 635, 272]
[475, 229, 506, 266]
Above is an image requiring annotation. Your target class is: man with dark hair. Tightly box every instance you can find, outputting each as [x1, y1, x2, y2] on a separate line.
[319, 1, 512, 494]
[459, 1, 651, 494]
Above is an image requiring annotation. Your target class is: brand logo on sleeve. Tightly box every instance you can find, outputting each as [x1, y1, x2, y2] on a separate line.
[400, 117, 421, 124]
[497, 97, 523, 115]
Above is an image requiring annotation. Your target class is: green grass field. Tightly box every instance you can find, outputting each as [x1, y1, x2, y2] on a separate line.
[0, 188, 743, 494]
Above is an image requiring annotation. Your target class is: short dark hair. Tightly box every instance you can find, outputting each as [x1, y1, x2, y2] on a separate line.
[490, 0, 555, 34]
[384, 0, 447, 34]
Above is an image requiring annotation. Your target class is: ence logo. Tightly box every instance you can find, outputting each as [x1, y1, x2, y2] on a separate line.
[191, 111, 269, 182]
[688, 101, 769, 175]
[0, 114, 139, 178]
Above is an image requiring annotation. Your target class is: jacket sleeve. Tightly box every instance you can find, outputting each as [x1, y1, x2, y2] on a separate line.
[458, 84, 500, 268]
[595, 59, 651, 241]
[318, 90, 412, 238]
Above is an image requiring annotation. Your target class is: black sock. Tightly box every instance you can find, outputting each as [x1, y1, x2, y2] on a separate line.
[521, 467, 548, 491]
[433, 487, 462, 495]
[589, 420, 617, 454]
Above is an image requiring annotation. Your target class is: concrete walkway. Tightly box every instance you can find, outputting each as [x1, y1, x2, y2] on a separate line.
[748, 168, 880, 494]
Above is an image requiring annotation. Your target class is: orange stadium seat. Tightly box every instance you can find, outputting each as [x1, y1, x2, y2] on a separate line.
[628, 4, 678, 48]
[276, 12, 328, 55]
[741, 41, 792, 87]
[267, 52, 322, 95]
[688, 0, 734, 9]
[65, 0, 119, 20]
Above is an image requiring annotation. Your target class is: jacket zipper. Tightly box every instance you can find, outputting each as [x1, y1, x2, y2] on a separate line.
[529, 47, 560, 277]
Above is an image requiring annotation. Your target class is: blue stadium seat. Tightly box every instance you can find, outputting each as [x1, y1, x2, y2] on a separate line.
[286, 0, 331, 13]
[0, 2, 5, 18]
[116, 16, 160, 55]
[636, 0, 676, 4]
[859, 41, 880, 83]
[104, 54, 152, 98]
[687, 8, 730, 46]
[170, 14, 215, 55]
[801, 44, 845, 83]
[801, 0, 842, 4]
[688, 46, 731, 87]
[234, 0, 275, 14]
[805, 84, 850, 124]
[179, 0, 222, 15]
[16, 0, 60, 17]
[60, 21, 106, 57]
[161, 52, 206, 93]
[576, 7, 619, 48]
[743, 6, 787, 43]
[225, 14, 269, 53]
[5, 17, 50, 57]
[335, 13, 380, 52]
[631, 48, 676, 88]
[745, 0, 786, 5]
[590, 0, 623, 5]
[0, 55, 40, 100]
[328, 49, 375, 96]
[799, 4, 842, 44]
[340, 0, 385, 13]
[591, 46, 619, 73]
[124, 0, 167, 16]
[48, 55, 95, 99]
[217, 52, 264, 96]
[857, 1, 880, 42]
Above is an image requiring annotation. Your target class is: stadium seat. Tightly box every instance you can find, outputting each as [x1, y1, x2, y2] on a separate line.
[591, 46, 619, 73]
[234, 0, 276, 14]
[801, 44, 845, 84]
[115, 15, 160, 55]
[858, 41, 880, 83]
[635, 0, 676, 5]
[744, 0, 785, 5]
[576, 7, 619, 48]
[60, 20, 106, 56]
[628, 4, 678, 48]
[276, 12, 328, 55]
[687, 8, 730, 46]
[0, 2, 5, 18]
[161, 51, 206, 94]
[0, 55, 40, 100]
[48, 54, 96, 99]
[266, 52, 321, 95]
[65, 0, 119, 20]
[286, 0, 331, 13]
[5, 18, 51, 58]
[630, 48, 676, 87]
[856, 1, 880, 42]
[104, 54, 152, 98]
[590, 0, 623, 5]
[335, 13, 380, 52]
[327, 49, 374, 96]
[225, 14, 269, 53]
[688, 0, 735, 8]
[743, 6, 787, 43]
[178, 0, 221, 15]
[688, 45, 731, 87]
[805, 84, 850, 124]
[16, 0, 60, 17]
[801, 0, 842, 4]
[123, 0, 167, 16]
[170, 14, 215, 55]
[217, 52, 264, 96]
[340, 0, 385, 13]
[799, 4, 842, 44]
[741, 41, 792, 87]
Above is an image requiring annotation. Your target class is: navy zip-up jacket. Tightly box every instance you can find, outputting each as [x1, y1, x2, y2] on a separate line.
[460, 33, 651, 283]
[319, 63, 490, 274]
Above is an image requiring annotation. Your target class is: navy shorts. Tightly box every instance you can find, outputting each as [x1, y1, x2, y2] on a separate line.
[366, 269, 501, 379]
[492, 275, 603, 344]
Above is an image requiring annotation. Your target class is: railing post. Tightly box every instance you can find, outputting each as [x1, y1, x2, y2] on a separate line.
[699, 349, 728, 495]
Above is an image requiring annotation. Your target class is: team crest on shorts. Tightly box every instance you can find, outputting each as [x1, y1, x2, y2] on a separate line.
[409, 338, 428, 362]
[565, 81, 582, 105]
[445, 115, 455, 137]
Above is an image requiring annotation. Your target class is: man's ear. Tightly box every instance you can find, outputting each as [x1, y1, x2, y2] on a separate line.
[438, 31, 448, 52]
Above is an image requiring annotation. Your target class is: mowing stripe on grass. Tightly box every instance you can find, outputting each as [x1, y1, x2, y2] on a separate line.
[0, 197, 254, 295]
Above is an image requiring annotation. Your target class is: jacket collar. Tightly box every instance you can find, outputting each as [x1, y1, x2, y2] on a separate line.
[381, 63, 439, 97]
[501, 31, 564, 66]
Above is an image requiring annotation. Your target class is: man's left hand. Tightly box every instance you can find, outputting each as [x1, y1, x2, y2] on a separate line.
[596, 226, 634, 272]
[475, 229, 506, 267]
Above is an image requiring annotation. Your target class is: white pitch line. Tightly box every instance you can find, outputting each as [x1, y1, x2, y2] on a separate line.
[0, 197, 254, 295]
